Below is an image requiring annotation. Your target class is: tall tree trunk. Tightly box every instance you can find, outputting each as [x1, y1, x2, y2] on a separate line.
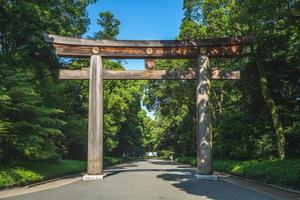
[257, 61, 286, 160]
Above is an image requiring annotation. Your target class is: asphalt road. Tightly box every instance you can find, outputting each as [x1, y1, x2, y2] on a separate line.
[4, 159, 279, 200]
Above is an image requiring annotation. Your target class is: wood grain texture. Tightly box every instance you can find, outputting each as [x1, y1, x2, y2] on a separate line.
[145, 59, 155, 70]
[51, 44, 249, 58]
[59, 69, 240, 80]
[87, 55, 103, 175]
[59, 69, 90, 79]
[45, 34, 254, 47]
[45, 34, 253, 58]
[196, 55, 213, 175]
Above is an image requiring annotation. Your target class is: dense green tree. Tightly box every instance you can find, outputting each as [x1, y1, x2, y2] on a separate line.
[95, 11, 120, 40]
[144, 59, 197, 157]
[0, 1, 150, 162]
[93, 11, 147, 156]
[0, 0, 96, 162]
[146, 0, 300, 160]
[231, 0, 300, 159]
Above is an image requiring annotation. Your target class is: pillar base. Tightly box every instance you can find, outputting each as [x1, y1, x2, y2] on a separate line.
[83, 174, 104, 181]
[194, 174, 218, 180]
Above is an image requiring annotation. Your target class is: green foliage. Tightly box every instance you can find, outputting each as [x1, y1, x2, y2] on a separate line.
[63, 12, 149, 157]
[96, 60, 147, 156]
[0, 0, 95, 162]
[103, 156, 133, 166]
[94, 11, 121, 40]
[159, 149, 175, 160]
[144, 60, 197, 157]
[0, 157, 131, 189]
[176, 157, 197, 166]
[214, 110, 275, 160]
[146, 0, 300, 161]
[0, 160, 86, 189]
[214, 159, 300, 190]
[0, 66, 66, 161]
[176, 157, 300, 190]
[0, 2, 151, 163]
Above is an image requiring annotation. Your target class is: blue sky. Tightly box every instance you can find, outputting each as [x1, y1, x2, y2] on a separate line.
[85, 0, 184, 118]
[85, 0, 184, 70]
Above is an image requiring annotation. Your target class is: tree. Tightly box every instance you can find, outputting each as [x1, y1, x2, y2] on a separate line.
[93, 11, 147, 156]
[144, 59, 197, 157]
[146, 0, 300, 160]
[95, 11, 120, 40]
[0, 0, 95, 162]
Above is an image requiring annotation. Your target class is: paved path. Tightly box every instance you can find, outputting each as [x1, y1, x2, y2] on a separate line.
[1, 159, 293, 200]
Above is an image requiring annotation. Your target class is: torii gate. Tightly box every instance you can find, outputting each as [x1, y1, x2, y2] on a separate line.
[45, 34, 253, 180]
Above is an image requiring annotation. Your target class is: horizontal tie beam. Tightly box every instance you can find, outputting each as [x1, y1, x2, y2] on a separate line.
[59, 68, 240, 80]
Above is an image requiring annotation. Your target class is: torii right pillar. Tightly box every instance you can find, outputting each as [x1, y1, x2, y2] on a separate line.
[196, 55, 215, 178]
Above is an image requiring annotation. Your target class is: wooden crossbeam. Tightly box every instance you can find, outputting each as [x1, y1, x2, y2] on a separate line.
[59, 69, 240, 80]
[45, 34, 253, 58]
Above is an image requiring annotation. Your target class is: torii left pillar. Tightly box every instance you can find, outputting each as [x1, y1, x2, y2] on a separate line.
[83, 54, 104, 180]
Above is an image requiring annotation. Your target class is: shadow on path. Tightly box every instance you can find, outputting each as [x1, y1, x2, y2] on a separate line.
[156, 173, 277, 200]
[147, 160, 178, 165]
[105, 168, 194, 178]
[104, 160, 277, 200]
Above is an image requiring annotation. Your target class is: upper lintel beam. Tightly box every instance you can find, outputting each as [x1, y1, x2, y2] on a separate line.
[45, 34, 254, 58]
[45, 34, 254, 48]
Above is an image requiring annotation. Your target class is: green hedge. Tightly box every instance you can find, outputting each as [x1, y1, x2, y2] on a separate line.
[176, 157, 300, 191]
[176, 157, 197, 166]
[104, 156, 135, 167]
[0, 157, 132, 189]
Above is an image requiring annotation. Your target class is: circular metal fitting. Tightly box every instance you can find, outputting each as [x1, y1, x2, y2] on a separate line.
[146, 48, 154, 55]
[92, 47, 100, 54]
[199, 47, 207, 54]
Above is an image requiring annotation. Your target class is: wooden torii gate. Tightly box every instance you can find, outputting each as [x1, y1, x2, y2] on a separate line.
[45, 34, 253, 180]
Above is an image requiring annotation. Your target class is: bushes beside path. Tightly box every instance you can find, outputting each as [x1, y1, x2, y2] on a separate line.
[176, 157, 300, 191]
[0, 157, 132, 189]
